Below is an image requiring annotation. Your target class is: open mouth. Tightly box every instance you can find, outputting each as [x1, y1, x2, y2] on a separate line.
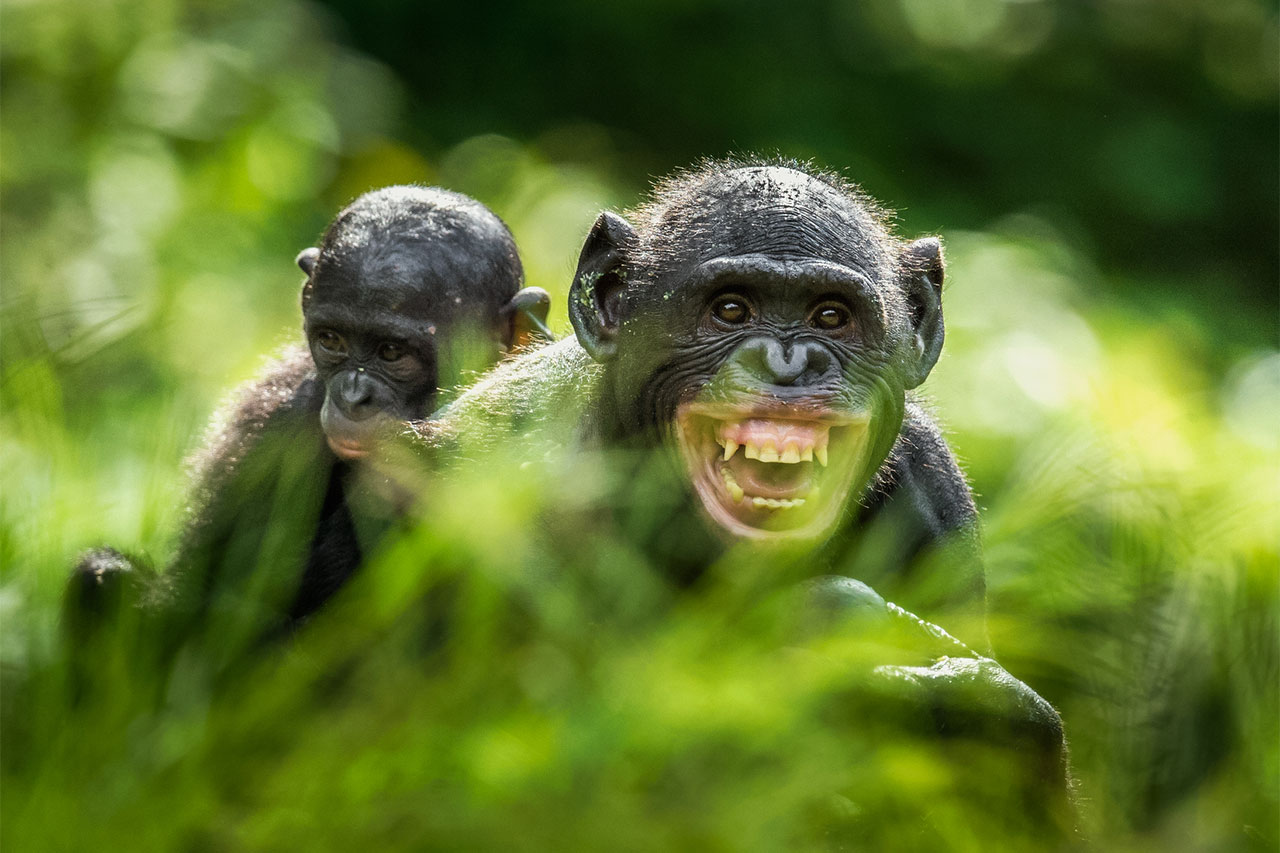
[675, 402, 871, 540]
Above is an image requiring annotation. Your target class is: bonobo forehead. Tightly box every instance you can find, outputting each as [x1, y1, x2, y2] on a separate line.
[308, 186, 522, 329]
[637, 166, 896, 280]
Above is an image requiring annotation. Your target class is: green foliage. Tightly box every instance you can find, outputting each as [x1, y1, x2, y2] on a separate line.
[319, 0, 1279, 317]
[1, 0, 1276, 850]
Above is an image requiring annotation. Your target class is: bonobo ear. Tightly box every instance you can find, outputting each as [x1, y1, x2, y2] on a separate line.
[297, 247, 320, 310]
[501, 286, 552, 350]
[569, 211, 636, 362]
[900, 237, 945, 389]
[296, 247, 320, 276]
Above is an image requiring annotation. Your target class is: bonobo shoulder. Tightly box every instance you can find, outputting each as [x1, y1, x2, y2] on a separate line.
[420, 337, 603, 454]
[184, 344, 323, 506]
[875, 401, 978, 537]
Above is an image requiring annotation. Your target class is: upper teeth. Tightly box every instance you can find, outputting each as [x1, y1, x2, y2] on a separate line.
[714, 421, 830, 467]
[749, 443, 780, 463]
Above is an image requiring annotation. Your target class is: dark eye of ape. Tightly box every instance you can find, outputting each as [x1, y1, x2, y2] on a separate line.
[316, 330, 347, 354]
[710, 295, 750, 326]
[378, 343, 405, 362]
[811, 302, 853, 332]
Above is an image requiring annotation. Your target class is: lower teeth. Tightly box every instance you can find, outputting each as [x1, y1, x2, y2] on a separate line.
[720, 466, 745, 502]
[751, 496, 805, 510]
[719, 466, 806, 510]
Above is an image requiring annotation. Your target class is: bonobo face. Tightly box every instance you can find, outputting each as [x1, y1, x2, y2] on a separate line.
[303, 283, 452, 462]
[570, 165, 944, 541]
[299, 187, 532, 462]
[664, 255, 890, 542]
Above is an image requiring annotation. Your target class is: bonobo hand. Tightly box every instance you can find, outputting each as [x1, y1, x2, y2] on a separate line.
[63, 547, 158, 644]
[794, 575, 973, 663]
[796, 575, 1070, 804]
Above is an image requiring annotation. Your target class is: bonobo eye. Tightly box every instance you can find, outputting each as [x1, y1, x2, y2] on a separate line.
[315, 330, 347, 354]
[710, 294, 751, 326]
[378, 343, 405, 363]
[810, 301, 855, 333]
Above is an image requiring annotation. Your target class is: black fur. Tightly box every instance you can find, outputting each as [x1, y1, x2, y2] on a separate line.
[172, 186, 546, 633]
[66, 186, 549, 649]
[411, 157, 1072, 831]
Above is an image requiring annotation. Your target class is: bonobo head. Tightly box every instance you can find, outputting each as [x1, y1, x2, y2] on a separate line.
[298, 186, 548, 461]
[569, 159, 944, 541]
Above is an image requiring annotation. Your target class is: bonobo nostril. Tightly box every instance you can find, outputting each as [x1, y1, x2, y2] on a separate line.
[798, 343, 835, 383]
[735, 337, 835, 387]
[336, 371, 378, 419]
[765, 341, 808, 384]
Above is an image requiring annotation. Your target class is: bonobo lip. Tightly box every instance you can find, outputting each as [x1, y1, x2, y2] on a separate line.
[320, 400, 397, 462]
[675, 401, 871, 541]
[326, 437, 371, 461]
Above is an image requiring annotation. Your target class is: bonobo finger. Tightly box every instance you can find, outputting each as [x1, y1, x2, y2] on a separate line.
[796, 575, 974, 665]
[867, 657, 1072, 816]
[295, 246, 320, 275]
[881, 599, 976, 660]
[800, 575, 893, 631]
[62, 547, 155, 642]
[873, 657, 1064, 748]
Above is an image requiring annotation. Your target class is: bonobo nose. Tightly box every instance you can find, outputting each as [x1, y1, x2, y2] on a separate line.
[734, 336, 836, 387]
[335, 370, 379, 420]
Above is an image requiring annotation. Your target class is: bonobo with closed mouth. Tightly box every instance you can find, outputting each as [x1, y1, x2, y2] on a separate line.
[66, 185, 550, 649]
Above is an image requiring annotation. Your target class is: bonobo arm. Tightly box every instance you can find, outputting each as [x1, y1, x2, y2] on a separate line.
[61, 346, 357, 669]
[850, 402, 988, 648]
[406, 337, 601, 459]
[60, 546, 163, 703]
[890, 402, 981, 538]
[167, 346, 338, 638]
[801, 575, 1074, 835]
[180, 346, 324, 535]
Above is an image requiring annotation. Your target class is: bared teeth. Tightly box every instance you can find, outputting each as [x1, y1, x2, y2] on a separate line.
[720, 466, 745, 502]
[718, 453, 814, 510]
[749, 496, 807, 510]
[715, 419, 832, 466]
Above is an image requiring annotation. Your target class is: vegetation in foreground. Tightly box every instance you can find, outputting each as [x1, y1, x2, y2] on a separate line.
[2, 0, 1276, 849]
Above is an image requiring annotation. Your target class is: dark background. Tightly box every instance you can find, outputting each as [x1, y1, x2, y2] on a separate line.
[322, 0, 1278, 325]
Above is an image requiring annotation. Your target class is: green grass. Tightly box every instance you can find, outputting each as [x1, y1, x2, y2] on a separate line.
[1, 0, 1276, 847]
[3, 215, 1275, 850]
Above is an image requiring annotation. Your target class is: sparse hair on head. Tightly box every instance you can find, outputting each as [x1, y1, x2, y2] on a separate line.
[623, 154, 904, 283]
[310, 184, 523, 307]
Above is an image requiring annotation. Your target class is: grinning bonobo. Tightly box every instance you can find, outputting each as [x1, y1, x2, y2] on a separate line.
[70, 185, 549, 647]
[425, 160, 979, 621]
[408, 158, 1072, 832]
